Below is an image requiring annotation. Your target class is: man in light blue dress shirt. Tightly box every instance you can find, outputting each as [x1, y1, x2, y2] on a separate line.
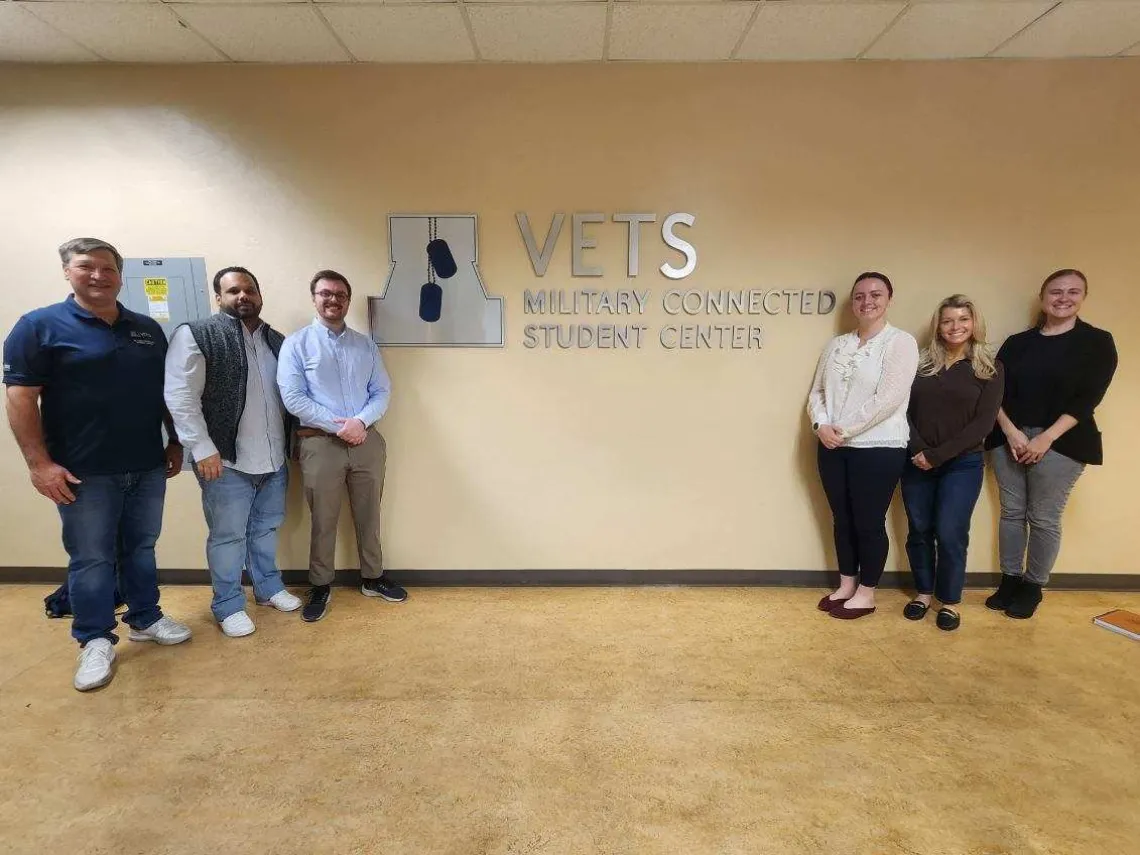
[277, 269, 406, 622]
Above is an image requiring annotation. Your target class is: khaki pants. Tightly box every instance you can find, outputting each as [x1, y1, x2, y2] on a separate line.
[297, 429, 387, 586]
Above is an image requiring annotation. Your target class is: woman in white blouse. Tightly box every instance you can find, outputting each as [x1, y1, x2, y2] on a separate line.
[807, 272, 919, 619]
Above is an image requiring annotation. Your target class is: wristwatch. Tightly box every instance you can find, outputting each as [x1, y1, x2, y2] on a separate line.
[812, 422, 821, 432]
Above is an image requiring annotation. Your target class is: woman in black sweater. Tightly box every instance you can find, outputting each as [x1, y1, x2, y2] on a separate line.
[903, 295, 1004, 631]
[985, 270, 1118, 619]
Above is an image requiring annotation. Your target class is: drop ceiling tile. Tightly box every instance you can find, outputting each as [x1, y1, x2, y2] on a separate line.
[994, 0, 1140, 57]
[24, 2, 222, 62]
[168, 0, 327, 4]
[867, 1, 1053, 59]
[0, 3, 99, 62]
[468, 5, 606, 61]
[321, 5, 475, 62]
[613, 0, 795, 4]
[609, 3, 757, 62]
[314, 0, 456, 5]
[737, 1, 904, 60]
[467, 0, 602, 4]
[21, 0, 159, 4]
[168, 4, 349, 62]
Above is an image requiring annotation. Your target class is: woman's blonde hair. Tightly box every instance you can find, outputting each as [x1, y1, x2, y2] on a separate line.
[917, 294, 998, 380]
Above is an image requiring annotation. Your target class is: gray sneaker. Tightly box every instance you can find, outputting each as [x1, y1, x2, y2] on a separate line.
[128, 615, 193, 645]
[74, 638, 115, 691]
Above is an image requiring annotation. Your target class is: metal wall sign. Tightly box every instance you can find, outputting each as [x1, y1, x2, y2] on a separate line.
[513, 210, 837, 351]
[368, 214, 505, 348]
[367, 211, 836, 350]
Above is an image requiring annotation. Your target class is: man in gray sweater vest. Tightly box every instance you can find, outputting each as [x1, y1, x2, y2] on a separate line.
[164, 266, 302, 637]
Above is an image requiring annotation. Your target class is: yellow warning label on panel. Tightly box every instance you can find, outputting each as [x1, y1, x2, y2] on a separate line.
[143, 278, 171, 321]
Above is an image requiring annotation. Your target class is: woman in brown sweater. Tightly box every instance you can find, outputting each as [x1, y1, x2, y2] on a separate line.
[902, 295, 1004, 631]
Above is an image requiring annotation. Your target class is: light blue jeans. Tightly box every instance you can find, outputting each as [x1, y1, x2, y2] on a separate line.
[197, 463, 288, 622]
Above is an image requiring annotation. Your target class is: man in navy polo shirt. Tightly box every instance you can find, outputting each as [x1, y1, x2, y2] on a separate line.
[3, 237, 193, 692]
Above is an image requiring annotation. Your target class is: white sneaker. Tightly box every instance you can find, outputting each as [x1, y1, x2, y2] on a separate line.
[257, 590, 302, 613]
[128, 615, 193, 645]
[220, 611, 256, 638]
[74, 638, 116, 692]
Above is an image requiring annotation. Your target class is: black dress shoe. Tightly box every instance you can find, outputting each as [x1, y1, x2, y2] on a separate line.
[362, 575, 407, 603]
[985, 574, 1022, 611]
[1005, 581, 1043, 619]
[903, 600, 930, 621]
[302, 585, 331, 622]
[936, 607, 961, 631]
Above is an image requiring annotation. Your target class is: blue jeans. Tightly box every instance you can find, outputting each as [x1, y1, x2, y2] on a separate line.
[197, 464, 288, 622]
[58, 466, 167, 646]
[901, 452, 985, 605]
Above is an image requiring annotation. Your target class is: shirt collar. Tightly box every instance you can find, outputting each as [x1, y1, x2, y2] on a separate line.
[221, 311, 262, 340]
[311, 316, 349, 339]
[65, 293, 126, 325]
[847, 322, 893, 345]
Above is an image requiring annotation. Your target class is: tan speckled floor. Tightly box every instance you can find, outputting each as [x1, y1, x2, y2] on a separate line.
[0, 584, 1137, 855]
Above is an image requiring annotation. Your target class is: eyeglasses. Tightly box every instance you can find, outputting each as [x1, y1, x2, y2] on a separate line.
[315, 290, 349, 302]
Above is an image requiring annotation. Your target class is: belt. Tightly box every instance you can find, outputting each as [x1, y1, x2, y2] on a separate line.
[297, 427, 337, 439]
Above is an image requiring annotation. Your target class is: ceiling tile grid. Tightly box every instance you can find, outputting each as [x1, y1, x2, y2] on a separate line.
[5, 1, 1140, 63]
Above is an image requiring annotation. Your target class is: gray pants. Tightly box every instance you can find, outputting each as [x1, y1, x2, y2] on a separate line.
[297, 429, 387, 587]
[990, 427, 1084, 586]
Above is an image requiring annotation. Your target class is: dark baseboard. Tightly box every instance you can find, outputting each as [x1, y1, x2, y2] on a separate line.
[2, 567, 1138, 591]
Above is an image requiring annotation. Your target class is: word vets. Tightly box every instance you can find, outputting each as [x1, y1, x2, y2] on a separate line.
[517, 212, 697, 280]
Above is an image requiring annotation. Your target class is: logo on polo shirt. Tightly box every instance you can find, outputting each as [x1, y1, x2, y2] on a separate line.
[130, 330, 157, 346]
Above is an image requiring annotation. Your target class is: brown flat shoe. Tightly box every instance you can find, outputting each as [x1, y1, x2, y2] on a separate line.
[831, 605, 876, 620]
[817, 594, 851, 612]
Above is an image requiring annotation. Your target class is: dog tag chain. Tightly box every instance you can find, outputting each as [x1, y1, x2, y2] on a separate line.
[420, 217, 457, 323]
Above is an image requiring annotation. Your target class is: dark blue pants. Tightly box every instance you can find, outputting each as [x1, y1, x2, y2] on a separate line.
[901, 452, 985, 605]
[817, 444, 907, 587]
[57, 466, 167, 646]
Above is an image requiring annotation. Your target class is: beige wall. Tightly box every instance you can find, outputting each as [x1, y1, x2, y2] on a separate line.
[1, 61, 1137, 576]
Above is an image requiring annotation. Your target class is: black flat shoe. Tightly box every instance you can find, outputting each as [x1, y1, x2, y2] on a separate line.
[936, 607, 960, 631]
[903, 600, 930, 621]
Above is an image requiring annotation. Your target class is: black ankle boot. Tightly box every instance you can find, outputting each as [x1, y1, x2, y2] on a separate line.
[1005, 580, 1043, 619]
[985, 574, 1022, 611]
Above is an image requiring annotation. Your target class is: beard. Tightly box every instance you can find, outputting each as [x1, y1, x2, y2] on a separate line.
[223, 303, 259, 319]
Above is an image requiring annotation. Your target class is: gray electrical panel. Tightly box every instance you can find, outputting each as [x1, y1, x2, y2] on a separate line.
[120, 257, 211, 340]
[120, 257, 212, 468]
